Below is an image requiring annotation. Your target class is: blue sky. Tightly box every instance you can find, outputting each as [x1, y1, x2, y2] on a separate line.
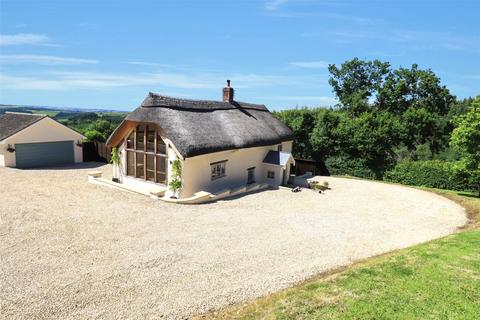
[0, 0, 479, 111]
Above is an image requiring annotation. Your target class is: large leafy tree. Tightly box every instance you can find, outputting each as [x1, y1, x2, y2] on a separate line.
[84, 119, 116, 142]
[328, 58, 390, 115]
[328, 59, 455, 154]
[450, 97, 480, 196]
[310, 109, 344, 159]
[274, 108, 317, 159]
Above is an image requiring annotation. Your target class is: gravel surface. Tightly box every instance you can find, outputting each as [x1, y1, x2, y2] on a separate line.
[0, 163, 466, 319]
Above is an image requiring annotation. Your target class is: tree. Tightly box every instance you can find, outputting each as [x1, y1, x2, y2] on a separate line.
[273, 108, 317, 159]
[328, 59, 455, 155]
[377, 64, 454, 116]
[328, 58, 390, 115]
[310, 109, 344, 160]
[450, 97, 480, 196]
[84, 129, 105, 142]
[84, 119, 116, 142]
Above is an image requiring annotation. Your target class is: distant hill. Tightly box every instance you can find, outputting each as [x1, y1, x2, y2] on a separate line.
[0, 104, 127, 114]
[0, 104, 128, 141]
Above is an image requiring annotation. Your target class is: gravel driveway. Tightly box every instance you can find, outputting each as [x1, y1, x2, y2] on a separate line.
[0, 163, 466, 319]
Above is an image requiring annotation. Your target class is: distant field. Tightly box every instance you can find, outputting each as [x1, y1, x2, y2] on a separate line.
[0, 104, 128, 140]
[28, 109, 60, 117]
[0, 104, 127, 117]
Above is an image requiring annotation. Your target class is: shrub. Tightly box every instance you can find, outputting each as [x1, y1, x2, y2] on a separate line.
[169, 159, 183, 198]
[384, 160, 477, 193]
[325, 156, 380, 180]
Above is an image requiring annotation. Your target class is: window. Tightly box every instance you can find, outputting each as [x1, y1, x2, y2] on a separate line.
[136, 125, 145, 150]
[125, 125, 168, 184]
[146, 154, 155, 181]
[146, 127, 155, 152]
[247, 167, 256, 184]
[126, 151, 135, 176]
[127, 132, 134, 149]
[157, 133, 166, 154]
[211, 160, 226, 180]
[277, 144, 283, 152]
[136, 153, 144, 179]
[267, 170, 275, 179]
[156, 156, 167, 184]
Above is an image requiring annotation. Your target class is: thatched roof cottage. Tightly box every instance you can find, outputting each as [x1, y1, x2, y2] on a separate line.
[106, 81, 294, 202]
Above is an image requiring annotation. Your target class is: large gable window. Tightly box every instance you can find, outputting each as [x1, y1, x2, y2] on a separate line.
[125, 125, 168, 184]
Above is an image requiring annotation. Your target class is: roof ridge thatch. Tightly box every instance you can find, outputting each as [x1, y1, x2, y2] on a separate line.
[107, 92, 293, 158]
[142, 92, 268, 111]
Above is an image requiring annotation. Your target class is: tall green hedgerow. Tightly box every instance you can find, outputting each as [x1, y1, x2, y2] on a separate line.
[384, 160, 477, 193]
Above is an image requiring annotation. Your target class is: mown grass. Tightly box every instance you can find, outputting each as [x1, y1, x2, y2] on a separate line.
[207, 188, 480, 320]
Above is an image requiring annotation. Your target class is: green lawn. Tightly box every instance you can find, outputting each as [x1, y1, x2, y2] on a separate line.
[210, 189, 480, 320]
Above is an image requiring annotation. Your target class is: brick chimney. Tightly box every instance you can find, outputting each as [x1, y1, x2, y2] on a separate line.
[223, 80, 234, 103]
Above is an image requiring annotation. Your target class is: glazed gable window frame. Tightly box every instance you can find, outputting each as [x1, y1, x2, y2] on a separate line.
[210, 160, 227, 181]
[125, 124, 168, 185]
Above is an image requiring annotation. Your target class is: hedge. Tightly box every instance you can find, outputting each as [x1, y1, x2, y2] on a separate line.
[325, 156, 381, 180]
[384, 160, 478, 193]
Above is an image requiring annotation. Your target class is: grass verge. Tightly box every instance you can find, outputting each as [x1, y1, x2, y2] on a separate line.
[205, 188, 480, 320]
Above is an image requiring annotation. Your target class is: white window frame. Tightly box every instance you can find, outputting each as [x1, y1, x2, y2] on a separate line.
[211, 160, 227, 180]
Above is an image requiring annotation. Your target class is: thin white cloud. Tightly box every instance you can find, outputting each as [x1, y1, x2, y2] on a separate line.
[0, 70, 326, 92]
[265, 0, 288, 11]
[290, 60, 329, 69]
[323, 29, 480, 53]
[0, 72, 215, 91]
[270, 11, 380, 25]
[0, 33, 53, 46]
[0, 54, 98, 65]
[127, 61, 171, 67]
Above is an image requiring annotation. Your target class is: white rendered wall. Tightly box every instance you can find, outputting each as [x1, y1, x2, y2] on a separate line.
[0, 117, 84, 167]
[116, 137, 293, 198]
[180, 140, 293, 198]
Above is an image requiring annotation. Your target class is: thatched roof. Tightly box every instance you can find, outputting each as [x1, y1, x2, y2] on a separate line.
[107, 93, 293, 158]
[0, 112, 46, 141]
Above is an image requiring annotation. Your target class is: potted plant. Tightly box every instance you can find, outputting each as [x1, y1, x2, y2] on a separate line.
[110, 147, 121, 183]
[6, 144, 15, 153]
[169, 159, 182, 199]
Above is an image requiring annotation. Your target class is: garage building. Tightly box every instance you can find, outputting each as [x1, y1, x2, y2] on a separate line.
[0, 112, 84, 168]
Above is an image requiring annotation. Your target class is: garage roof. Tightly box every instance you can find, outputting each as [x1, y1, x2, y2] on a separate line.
[0, 112, 46, 141]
